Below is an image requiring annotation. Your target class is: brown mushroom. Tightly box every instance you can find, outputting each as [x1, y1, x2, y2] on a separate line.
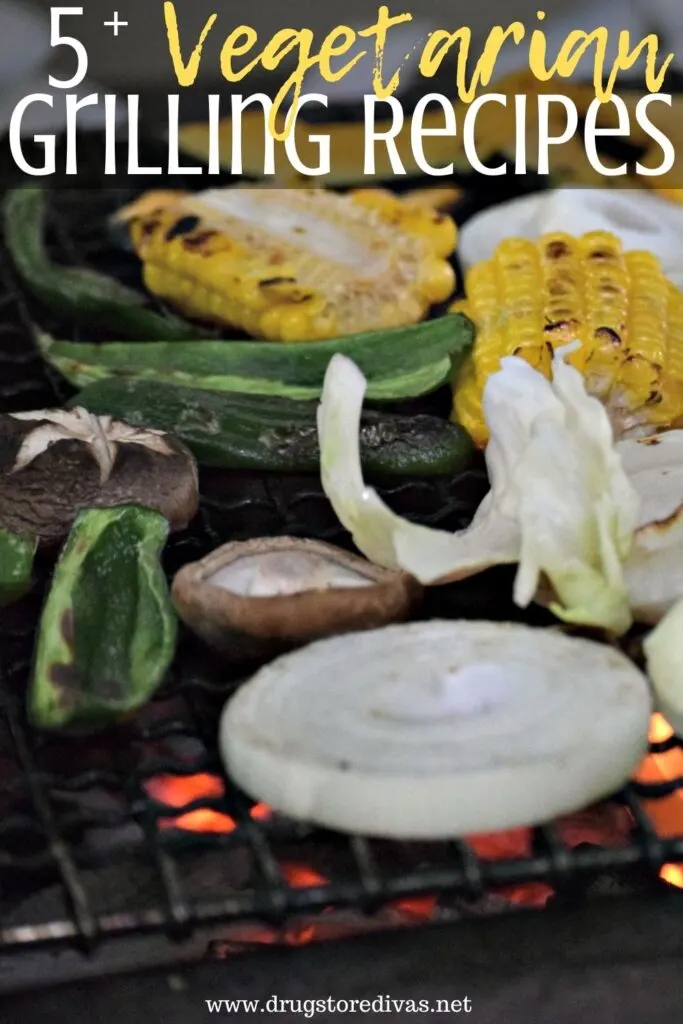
[171, 536, 423, 662]
[0, 407, 199, 545]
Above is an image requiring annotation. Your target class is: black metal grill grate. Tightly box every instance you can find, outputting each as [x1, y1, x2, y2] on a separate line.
[1, 182, 683, 963]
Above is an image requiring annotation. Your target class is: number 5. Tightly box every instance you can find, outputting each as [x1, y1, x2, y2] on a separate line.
[49, 7, 88, 89]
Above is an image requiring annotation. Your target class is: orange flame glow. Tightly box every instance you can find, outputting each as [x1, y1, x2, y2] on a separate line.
[145, 721, 683, 920]
[144, 773, 271, 833]
[635, 714, 683, 889]
[281, 863, 328, 889]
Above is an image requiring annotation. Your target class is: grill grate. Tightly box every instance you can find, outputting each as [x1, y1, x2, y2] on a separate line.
[1, 181, 683, 963]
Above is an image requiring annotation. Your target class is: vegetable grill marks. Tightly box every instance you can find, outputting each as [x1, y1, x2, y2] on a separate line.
[452, 231, 683, 446]
[30, 506, 176, 732]
[2, 177, 683, 981]
[116, 187, 457, 341]
[0, 407, 199, 545]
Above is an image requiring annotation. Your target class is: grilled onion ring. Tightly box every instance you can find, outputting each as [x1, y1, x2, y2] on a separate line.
[220, 620, 651, 838]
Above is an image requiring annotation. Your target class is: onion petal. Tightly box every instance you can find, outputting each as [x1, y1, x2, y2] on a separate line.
[318, 349, 637, 634]
[317, 354, 519, 578]
[618, 433, 683, 624]
[644, 598, 683, 737]
[220, 620, 652, 838]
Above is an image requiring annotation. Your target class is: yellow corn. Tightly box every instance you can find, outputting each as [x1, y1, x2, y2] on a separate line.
[653, 188, 683, 205]
[117, 187, 457, 342]
[452, 232, 683, 445]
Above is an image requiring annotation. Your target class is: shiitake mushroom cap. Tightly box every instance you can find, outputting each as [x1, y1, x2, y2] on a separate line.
[0, 412, 199, 546]
[171, 536, 422, 662]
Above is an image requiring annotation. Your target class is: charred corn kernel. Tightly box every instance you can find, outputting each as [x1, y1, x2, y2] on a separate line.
[119, 187, 457, 342]
[452, 232, 683, 446]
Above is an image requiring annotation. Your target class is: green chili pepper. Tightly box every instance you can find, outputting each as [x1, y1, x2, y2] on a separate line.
[30, 506, 177, 732]
[0, 530, 36, 607]
[36, 313, 474, 402]
[3, 188, 205, 341]
[73, 378, 475, 478]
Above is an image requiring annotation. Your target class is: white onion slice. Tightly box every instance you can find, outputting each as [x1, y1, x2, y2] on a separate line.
[220, 621, 651, 839]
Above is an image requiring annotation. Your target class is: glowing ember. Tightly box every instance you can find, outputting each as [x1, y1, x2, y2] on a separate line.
[143, 732, 683, 921]
[145, 773, 224, 807]
[144, 773, 271, 832]
[286, 924, 317, 946]
[661, 864, 683, 888]
[392, 895, 438, 918]
[468, 829, 552, 906]
[282, 863, 328, 889]
[635, 714, 683, 888]
[250, 802, 272, 822]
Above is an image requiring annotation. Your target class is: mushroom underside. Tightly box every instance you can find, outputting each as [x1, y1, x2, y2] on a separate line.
[172, 537, 422, 661]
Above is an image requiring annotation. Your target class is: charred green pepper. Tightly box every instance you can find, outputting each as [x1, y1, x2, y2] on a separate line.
[3, 188, 204, 341]
[30, 506, 176, 731]
[73, 378, 475, 478]
[0, 530, 36, 607]
[36, 313, 474, 402]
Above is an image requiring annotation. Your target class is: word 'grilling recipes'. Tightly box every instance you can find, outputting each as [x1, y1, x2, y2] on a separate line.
[6, 6, 678, 178]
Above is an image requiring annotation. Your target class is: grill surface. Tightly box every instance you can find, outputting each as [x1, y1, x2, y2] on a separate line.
[1, 178, 683, 973]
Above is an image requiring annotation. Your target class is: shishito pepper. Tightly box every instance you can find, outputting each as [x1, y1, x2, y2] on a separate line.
[0, 530, 36, 607]
[73, 378, 475, 478]
[30, 506, 177, 732]
[36, 314, 474, 402]
[3, 188, 204, 341]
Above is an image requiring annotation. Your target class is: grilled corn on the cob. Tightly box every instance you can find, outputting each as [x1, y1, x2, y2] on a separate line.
[452, 232, 683, 445]
[117, 187, 457, 342]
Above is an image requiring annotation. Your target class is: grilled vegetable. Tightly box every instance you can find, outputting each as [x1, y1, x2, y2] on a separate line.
[319, 349, 637, 635]
[452, 232, 683, 446]
[220, 620, 651, 838]
[172, 537, 421, 662]
[3, 188, 204, 341]
[0, 530, 36, 607]
[399, 186, 464, 212]
[644, 598, 683, 738]
[618, 431, 683, 625]
[116, 187, 457, 341]
[73, 378, 475, 478]
[36, 314, 473, 402]
[458, 189, 683, 289]
[30, 506, 176, 732]
[0, 406, 199, 547]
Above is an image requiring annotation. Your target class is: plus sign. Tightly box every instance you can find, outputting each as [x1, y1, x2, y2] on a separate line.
[104, 12, 128, 36]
